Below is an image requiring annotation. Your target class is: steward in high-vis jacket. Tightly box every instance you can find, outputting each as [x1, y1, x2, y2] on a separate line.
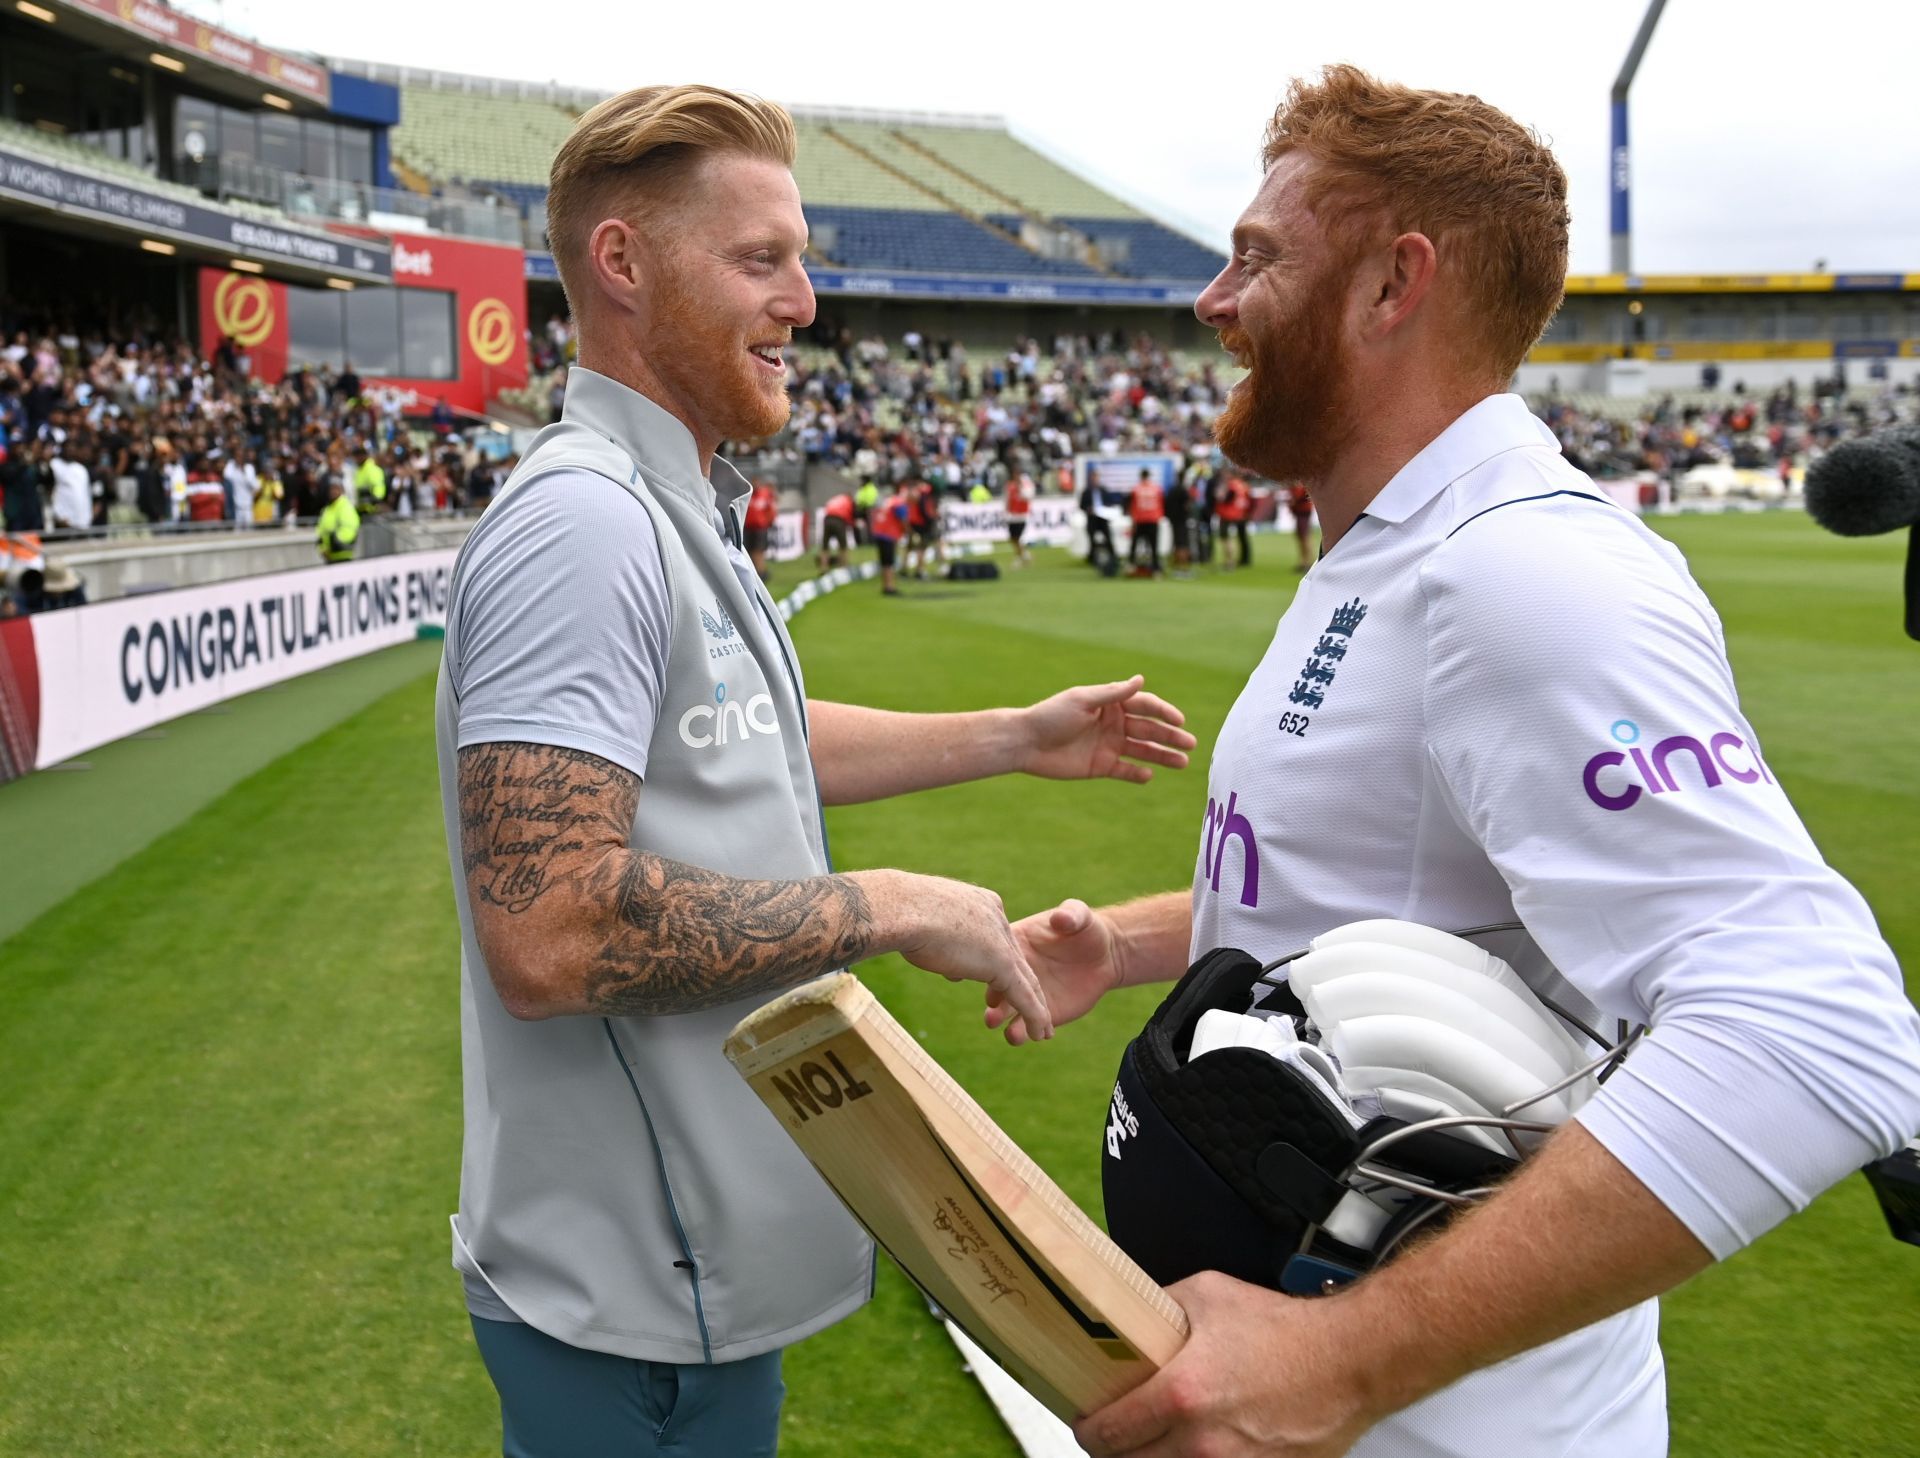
[316, 479, 359, 563]
[1128, 468, 1164, 575]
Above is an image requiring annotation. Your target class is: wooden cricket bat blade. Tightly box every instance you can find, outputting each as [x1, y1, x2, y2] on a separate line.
[725, 973, 1187, 1422]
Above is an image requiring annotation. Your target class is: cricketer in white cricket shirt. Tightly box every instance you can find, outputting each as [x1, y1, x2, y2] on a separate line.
[992, 65, 1920, 1458]
[1185, 388, 1920, 1454]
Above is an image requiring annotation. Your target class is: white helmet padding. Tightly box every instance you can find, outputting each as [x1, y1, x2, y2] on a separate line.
[1291, 925, 1600, 1130]
[1101, 924, 1629, 1297]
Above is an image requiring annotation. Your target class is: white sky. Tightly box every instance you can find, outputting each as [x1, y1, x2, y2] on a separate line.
[189, 0, 1920, 274]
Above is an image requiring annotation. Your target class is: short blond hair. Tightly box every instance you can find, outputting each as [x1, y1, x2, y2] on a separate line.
[546, 84, 797, 312]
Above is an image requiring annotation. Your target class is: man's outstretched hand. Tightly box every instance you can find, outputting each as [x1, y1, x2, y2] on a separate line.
[987, 898, 1124, 1045]
[1072, 1270, 1383, 1458]
[1020, 676, 1196, 784]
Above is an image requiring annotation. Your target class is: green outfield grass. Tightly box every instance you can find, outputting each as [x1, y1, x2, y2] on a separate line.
[1, 512, 1915, 1457]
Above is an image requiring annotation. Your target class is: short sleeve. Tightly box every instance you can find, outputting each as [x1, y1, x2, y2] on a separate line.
[1421, 497, 1920, 1257]
[448, 470, 672, 780]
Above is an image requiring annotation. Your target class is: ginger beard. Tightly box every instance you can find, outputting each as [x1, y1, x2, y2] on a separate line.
[1213, 256, 1358, 486]
[645, 253, 792, 445]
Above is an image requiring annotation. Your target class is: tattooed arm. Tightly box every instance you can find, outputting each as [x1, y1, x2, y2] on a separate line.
[457, 741, 1053, 1034]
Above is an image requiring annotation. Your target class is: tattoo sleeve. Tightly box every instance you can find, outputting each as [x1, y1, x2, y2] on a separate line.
[457, 741, 875, 1016]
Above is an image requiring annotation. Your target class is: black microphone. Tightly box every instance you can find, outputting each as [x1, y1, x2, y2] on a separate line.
[1803, 427, 1920, 641]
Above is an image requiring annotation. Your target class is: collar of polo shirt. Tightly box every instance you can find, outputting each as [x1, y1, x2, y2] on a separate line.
[1360, 393, 1564, 526]
[561, 366, 753, 520]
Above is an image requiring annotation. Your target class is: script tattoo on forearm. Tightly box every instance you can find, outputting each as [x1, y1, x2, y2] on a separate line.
[457, 742, 875, 1015]
[459, 742, 634, 911]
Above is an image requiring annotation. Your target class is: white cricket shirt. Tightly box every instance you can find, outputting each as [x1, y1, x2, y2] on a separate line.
[1191, 393, 1920, 1457]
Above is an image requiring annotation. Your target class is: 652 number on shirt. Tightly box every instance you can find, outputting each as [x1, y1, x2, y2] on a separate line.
[1277, 712, 1310, 738]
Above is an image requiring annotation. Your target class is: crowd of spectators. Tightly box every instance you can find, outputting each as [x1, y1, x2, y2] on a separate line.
[1538, 374, 1920, 483]
[763, 326, 1920, 500]
[777, 327, 1233, 494]
[11, 309, 1920, 617]
[0, 324, 517, 543]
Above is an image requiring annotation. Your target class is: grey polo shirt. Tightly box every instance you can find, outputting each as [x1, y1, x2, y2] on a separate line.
[437, 368, 872, 1360]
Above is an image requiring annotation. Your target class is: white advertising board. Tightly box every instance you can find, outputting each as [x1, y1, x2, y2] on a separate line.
[25, 551, 457, 770]
[937, 495, 1078, 546]
[769, 510, 809, 562]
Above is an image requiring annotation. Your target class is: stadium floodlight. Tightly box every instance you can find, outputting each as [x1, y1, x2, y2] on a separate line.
[1609, 0, 1668, 275]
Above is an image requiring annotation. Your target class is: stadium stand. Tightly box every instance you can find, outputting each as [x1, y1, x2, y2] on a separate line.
[0, 115, 299, 232]
[804, 207, 1098, 277]
[381, 80, 1226, 282]
[1057, 217, 1232, 285]
[388, 87, 577, 189]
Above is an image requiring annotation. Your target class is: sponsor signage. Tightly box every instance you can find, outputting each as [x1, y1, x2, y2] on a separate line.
[935, 495, 1077, 545]
[1562, 273, 1920, 295]
[806, 268, 1201, 307]
[0, 147, 389, 278]
[199, 231, 525, 414]
[62, 0, 330, 104]
[809, 496, 1078, 550]
[769, 510, 808, 562]
[200, 269, 289, 381]
[0, 552, 457, 780]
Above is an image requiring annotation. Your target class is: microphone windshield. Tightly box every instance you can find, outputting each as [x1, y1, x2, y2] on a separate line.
[1805, 429, 1920, 537]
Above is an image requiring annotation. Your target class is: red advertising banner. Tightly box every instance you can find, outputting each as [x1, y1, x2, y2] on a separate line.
[197, 269, 291, 382]
[383, 233, 528, 415]
[198, 231, 525, 415]
[60, 0, 330, 103]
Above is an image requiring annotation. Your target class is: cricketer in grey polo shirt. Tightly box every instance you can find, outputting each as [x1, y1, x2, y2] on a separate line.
[436, 367, 872, 1363]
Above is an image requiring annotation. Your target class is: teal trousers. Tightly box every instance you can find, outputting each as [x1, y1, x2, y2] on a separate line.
[470, 1316, 785, 1457]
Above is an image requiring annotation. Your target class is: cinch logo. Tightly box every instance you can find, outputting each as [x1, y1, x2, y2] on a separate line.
[393, 242, 435, 278]
[678, 681, 778, 749]
[1581, 718, 1774, 812]
[1105, 1082, 1140, 1160]
[701, 602, 748, 660]
[1200, 790, 1259, 907]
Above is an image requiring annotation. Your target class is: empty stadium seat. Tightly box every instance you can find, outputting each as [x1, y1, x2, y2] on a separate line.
[805, 205, 1096, 277]
[1057, 216, 1227, 282]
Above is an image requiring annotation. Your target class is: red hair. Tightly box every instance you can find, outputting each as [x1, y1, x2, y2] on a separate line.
[1263, 65, 1568, 380]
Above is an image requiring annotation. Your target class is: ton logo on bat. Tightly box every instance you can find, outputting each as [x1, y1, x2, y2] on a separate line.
[768, 1052, 875, 1123]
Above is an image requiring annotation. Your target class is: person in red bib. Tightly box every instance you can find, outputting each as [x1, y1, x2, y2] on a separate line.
[905, 478, 945, 580]
[1216, 471, 1252, 570]
[817, 490, 855, 572]
[1006, 470, 1035, 567]
[1127, 468, 1165, 575]
[744, 479, 779, 581]
[1287, 482, 1315, 572]
[870, 486, 910, 596]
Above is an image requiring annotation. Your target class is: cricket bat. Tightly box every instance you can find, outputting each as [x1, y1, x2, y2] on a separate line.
[724, 973, 1188, 1423]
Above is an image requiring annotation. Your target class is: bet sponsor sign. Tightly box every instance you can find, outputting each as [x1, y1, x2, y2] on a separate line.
[0, 552, 455, 780]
